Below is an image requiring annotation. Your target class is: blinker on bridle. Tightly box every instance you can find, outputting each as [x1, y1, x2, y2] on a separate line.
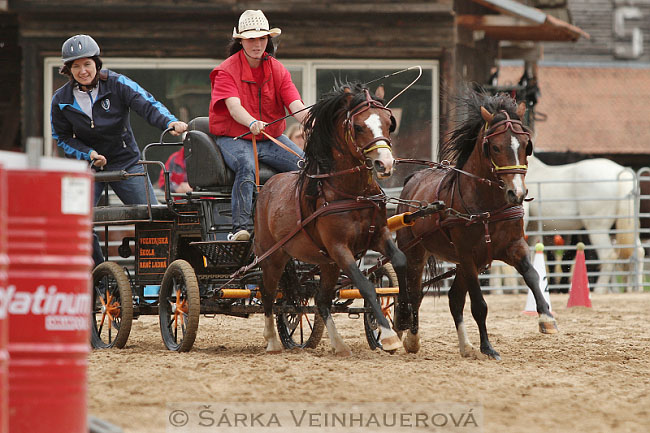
[482, 110, 531, 175]
[344, 89, 394, 161]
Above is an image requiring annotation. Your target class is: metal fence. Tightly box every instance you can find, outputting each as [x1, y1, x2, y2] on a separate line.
[100, 173, 650, 294]
[480, 168, 649, 293]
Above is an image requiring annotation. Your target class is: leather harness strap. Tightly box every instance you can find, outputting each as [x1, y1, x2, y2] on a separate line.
[231, 194, 380, 278]
[251, 131, 306, 191]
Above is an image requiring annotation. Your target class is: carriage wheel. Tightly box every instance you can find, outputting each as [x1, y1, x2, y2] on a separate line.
[364, 263, 398, 351]
[276, 297, 325, 349]
[91, 262, 133, 349]
[158, 260, 200, 352]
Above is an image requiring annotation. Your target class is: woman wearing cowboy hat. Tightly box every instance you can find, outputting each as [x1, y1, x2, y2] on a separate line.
[51, 34, 188, 266]
[209, 10, 308, 241]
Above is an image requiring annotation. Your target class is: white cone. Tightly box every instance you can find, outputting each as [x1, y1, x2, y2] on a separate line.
[523, 243, 552, 315]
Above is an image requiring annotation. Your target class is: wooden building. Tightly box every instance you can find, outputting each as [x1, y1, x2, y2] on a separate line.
[0, 0, 585, 185]
[500, 0, 650, 169]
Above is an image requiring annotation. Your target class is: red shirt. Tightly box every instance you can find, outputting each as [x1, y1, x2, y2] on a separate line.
[158, 148, 187, 192]
[209, 50, 301, 140]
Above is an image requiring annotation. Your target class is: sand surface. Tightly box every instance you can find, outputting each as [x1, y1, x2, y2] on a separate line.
[89, 292, 650, 433]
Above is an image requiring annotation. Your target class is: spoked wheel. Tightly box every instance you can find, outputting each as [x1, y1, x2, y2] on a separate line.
[158, 259, 200, 352]
[91, 262, 133, 349]
[276, 297, 325, 349]
[364, 263, 398, 351]
[275, 260, 325, 349]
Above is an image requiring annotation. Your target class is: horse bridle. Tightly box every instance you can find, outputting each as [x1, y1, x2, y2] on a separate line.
[343, 89, 395, 163]
[482, 110, 531, 176]
[307, 90, 396, 180]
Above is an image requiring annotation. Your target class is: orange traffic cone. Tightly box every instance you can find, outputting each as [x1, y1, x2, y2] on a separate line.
[523, 243, 553, 315]
[567, 242, 592, 308]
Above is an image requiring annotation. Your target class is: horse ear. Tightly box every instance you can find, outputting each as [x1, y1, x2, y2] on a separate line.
[480, 106, 494, 124]
[375, 85, 385, 100]
[516, 101, 526, 119]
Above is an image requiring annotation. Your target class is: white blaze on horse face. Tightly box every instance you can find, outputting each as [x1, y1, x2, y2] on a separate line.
[510, 135, 526, 196]
[364, 113, 394, 177]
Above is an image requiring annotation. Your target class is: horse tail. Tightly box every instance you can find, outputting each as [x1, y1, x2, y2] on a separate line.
[614, 169, 637, 261]
[424, 256, 443, 296]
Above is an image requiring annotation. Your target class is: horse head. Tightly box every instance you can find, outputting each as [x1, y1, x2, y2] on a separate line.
[479, 101, 532, 205]
[342, 87, 396, 179]
[301, 83, 396, 187]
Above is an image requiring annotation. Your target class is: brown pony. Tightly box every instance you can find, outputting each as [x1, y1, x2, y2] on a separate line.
[395, 90, 557, 360]
[254, 83, 405, 355]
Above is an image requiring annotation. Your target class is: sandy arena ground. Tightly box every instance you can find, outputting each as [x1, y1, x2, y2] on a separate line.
[89, 292, 650, 433]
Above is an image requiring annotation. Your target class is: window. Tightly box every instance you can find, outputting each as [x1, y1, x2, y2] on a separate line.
[44, 58, 437, 188]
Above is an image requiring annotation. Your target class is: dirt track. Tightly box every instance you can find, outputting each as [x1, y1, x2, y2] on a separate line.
[89, 292, 650, 433]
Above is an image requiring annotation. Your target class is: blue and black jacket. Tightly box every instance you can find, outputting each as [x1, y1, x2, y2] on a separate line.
[51, 69, 178, 170]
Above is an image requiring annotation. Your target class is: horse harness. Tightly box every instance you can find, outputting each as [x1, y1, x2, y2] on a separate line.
[231, 92, 395, 278]
[296, 90, 395, 261]
[395, 110, 530, 266]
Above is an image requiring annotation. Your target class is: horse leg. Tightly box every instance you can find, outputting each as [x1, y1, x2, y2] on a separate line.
[448, 272, 482, 359]
[589, 232, 617, 293]
[513, 254, 558, 334]
[378, 235, 414, 345]
[260, 256, 289, 353]
[335, 253, 401, 352]
[459, 263, 501, 360]
[396, 242, 427, 353]
[314, 263, 351, 356]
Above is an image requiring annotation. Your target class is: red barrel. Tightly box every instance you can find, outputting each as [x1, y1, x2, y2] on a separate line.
[6, 158, 92, 433]
[0, 162, 8, 433]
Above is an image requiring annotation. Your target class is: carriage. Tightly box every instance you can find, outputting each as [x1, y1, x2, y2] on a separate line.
[92, 82, 555, 360]
[91, 116, 406, 353]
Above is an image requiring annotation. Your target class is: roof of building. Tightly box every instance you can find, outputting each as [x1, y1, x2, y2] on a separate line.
[460, 0, 589, 42]
[499, 65, 650, 154]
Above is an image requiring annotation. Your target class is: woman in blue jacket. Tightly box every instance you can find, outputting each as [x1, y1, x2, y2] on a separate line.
[51, 34, 187, 266]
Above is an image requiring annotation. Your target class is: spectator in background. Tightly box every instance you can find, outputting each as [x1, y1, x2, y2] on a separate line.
[158, 147, 192, 194]
[285, 123, 305, 150]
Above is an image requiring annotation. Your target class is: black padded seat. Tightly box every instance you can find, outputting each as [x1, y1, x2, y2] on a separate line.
[184, 117, 278, 190]
[93, 204, 174, 224]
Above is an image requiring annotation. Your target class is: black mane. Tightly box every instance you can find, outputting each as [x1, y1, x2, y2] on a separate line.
[299, 82, 381, 194]
[439, 88, 521, 168]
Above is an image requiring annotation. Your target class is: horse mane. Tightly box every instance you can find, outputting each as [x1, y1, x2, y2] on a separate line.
[439, 87, 521, 169]
[299, 81, 382, 195]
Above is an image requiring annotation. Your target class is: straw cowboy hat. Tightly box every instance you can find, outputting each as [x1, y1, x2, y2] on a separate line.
[232, 10, 281, 39]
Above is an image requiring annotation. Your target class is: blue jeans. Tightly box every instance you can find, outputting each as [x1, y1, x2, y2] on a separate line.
[92, 163, 157, 266]
[215, 134, 304, 232]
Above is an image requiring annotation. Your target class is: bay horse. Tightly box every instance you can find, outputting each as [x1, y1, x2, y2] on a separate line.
[395, 90, 557, 360]
[254, 83, 405, 355]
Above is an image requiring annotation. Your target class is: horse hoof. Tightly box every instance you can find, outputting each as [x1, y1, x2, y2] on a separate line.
[265, 341, 283, 353]
[335, 348, 352, 357]
[481, 347, 501, 361]
[380, 335, 402, 353]
[460, 345, 483, 360]
[402, 332, 420, 354]
[539, 320, 558, 334]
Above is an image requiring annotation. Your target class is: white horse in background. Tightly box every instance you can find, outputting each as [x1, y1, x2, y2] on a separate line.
[523, 155, 644, 293]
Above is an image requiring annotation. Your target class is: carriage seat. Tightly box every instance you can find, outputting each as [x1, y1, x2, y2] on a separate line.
[184, 117, 279, 191]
